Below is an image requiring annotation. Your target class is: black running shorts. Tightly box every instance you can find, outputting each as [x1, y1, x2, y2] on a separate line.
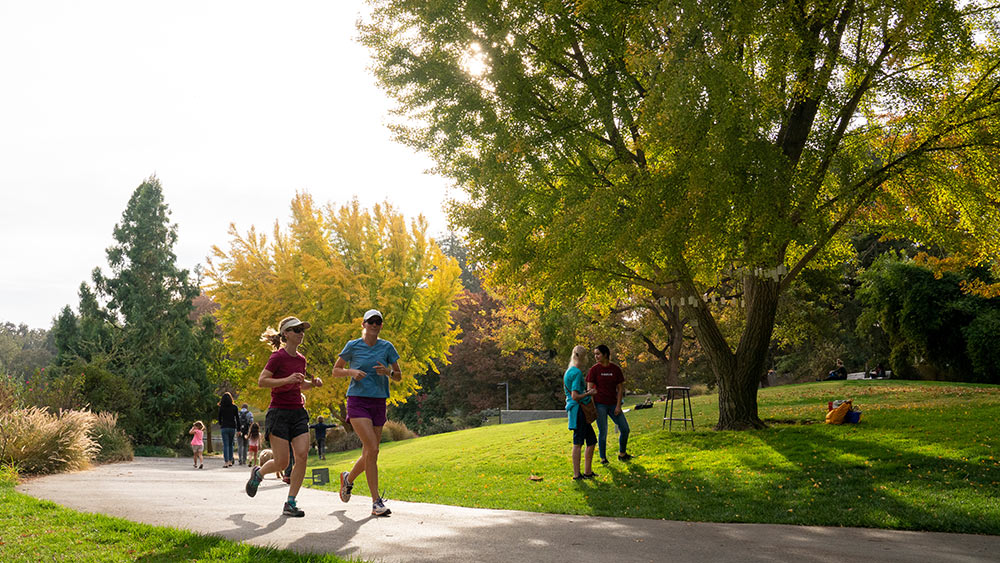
[264, 407, 309, 442]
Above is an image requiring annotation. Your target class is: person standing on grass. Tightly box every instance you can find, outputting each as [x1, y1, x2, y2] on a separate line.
[237, 403, 253, 466]
[565, 345, 598, 480]
[332, 308, 402, 517]
[586, 344, 633, 464]
[244, 316, 323, 518]
[310, 416, 335, 460]
[218, 392, 240, 468]
[189, 421, 205, 469]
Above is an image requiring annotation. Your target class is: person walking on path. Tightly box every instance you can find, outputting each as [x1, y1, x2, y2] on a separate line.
[244, 316, 323, 517]
[218, 392, 240, 468]
[189, 421, 205, 469]
[586, 344, 632, 464]
[332, 308, 402, 517]
[237, 403, 253, 466]
[565, 345, 598, 480]
[310, 416, 335, 460]
[247, 422, 261, 467]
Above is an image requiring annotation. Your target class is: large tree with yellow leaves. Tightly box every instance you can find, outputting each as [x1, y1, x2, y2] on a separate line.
[205, 194, 462, 420]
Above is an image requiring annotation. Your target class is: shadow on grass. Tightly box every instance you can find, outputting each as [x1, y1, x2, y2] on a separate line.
[569, 421, 999, 534]
[755, 425, 1000, 534]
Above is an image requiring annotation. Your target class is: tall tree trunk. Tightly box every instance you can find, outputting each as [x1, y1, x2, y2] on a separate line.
[689, 276, 780, 430]
[715, 361, 765, 429]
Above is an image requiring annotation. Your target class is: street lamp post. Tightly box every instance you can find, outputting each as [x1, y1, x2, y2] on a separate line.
[497, 381, 509, 411]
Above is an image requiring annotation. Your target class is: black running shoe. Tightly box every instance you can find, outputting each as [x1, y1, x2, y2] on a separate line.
[282, 502, 305, 517]
[245, 466, 262, 497]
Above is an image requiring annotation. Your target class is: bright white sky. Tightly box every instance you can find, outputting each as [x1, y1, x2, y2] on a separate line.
[0, 1, 454, 330]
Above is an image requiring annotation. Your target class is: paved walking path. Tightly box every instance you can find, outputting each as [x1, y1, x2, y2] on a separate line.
[16, 457, 1000, 562]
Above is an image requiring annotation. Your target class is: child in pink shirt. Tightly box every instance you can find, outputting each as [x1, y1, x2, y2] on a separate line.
[189, 421, 205, 469]
[247, 422, 261, 467]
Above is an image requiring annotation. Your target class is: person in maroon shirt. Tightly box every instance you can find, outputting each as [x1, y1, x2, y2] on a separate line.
[243, 316, 323, 518]
[585, 344, 633, 464]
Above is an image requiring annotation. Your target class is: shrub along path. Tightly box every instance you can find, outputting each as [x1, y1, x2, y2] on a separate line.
[17, 457, 1000, 562]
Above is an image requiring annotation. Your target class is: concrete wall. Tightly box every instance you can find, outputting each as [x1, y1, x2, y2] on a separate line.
[500, 410, 565, 424]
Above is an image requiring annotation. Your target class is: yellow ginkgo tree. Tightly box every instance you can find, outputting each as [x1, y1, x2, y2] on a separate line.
[205, 193, 462, 421]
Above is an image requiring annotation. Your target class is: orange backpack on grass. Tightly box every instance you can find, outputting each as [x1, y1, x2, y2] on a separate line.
[825, 400, 852, 424]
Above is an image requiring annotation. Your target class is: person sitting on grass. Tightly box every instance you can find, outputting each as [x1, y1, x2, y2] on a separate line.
[824, 359, 849, 381]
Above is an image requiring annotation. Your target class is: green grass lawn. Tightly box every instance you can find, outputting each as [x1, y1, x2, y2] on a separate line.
[2, 380, 997, 560]
[0, 466, 353, 562]
[309, 380, 1000, 534]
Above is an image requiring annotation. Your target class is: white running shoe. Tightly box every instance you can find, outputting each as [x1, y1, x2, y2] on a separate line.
[339, 471, 353, 503]
[372, 497, 391, 517]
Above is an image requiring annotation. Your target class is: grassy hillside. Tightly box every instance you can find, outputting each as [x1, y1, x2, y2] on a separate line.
[311, 381, 1000, 534]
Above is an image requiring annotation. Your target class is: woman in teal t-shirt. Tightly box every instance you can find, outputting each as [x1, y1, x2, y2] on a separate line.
[564, 345, 598, 480]
[331, 308, 402, 517]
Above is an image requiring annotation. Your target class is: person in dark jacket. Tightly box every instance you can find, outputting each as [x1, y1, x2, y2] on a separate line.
[218, 392, 240, 467]
[309, 416, 335, 460]
[824, 359, 848, 381]
[237, 403, 253, 465]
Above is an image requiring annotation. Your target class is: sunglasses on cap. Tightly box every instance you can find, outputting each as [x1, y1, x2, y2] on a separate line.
[287, 325, 306, 333]
[366, 317, 383, 325]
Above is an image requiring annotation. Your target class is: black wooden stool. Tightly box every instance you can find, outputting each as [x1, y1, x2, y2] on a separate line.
[662, 386, 694, 430]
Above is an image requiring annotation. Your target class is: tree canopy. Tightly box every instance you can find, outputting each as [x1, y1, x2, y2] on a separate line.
[361, 0, 1000, 428]
[205, 194, 463, 417]
[858, 253, 1000, 383]
[51, 177, 215, 445]
[0, 323, 54, 379]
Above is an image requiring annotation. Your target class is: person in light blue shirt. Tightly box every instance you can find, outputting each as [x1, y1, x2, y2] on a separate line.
[564, 345, 598, 480]
[331, 309, 402, 517]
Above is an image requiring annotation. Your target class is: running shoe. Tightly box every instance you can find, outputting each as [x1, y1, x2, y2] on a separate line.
[339, 471, 353, 503]
[282, 474, 291, 485]
[282, 502, 305, 517]
[618, 452, 634, 461]
[245, 466, 262, 497]
[372, 497, 391, 516]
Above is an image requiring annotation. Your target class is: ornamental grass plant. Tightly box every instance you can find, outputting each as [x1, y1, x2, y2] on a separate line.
[91, 412, 134, 463]
[0, 407, 99, 474]
[381, 419, 417, 442]
[323, 419, 417, 453]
